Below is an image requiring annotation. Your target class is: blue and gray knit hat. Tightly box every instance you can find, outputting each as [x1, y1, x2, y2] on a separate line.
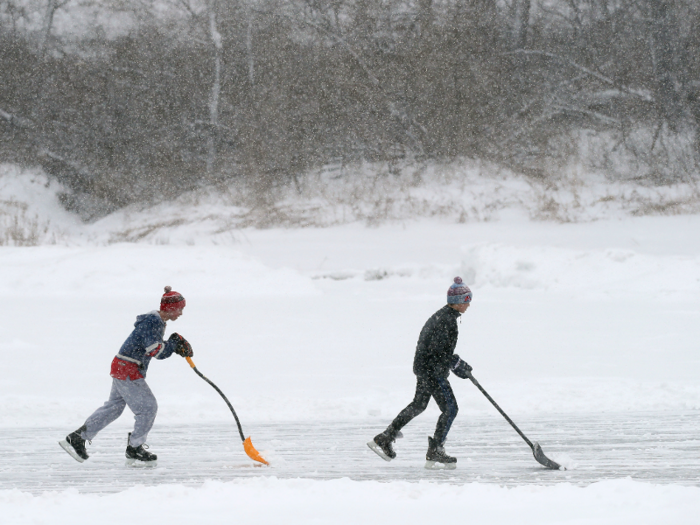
[447, 277, 472, 304]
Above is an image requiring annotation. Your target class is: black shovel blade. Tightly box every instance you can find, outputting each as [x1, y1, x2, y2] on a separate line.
[532, 442, 563, 470]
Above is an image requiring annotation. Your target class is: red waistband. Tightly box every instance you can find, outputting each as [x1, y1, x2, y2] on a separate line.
[110, 356, 144, 381]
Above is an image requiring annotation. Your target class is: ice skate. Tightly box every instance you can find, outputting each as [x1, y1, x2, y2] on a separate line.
[367, 431, 396, 461]
[59, 426, 89, 463]
[125, 433, 157, 467]
[424, 436, 457, 470]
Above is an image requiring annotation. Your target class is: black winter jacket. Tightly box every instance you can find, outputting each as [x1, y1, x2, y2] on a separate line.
[412, 305, 461, 379]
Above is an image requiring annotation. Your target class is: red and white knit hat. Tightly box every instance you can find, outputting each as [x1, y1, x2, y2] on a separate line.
[160, 286, 186, 311]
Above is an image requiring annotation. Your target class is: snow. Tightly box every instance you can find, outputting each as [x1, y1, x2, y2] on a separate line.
[1, 163, 699, 523]
[2, 478, 700, 525]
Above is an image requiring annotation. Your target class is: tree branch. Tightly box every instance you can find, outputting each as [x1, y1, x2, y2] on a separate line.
[0, 108, 35, 129]
[292, 6, 427, 153]
[505, 49, 655, 103]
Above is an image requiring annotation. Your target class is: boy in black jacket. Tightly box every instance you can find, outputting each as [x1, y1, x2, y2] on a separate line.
[368, 277, 473, 469]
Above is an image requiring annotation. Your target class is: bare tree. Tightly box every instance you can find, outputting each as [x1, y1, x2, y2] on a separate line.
[39, 0, 70, 53]
[206, 0, 222, 174]
[648, 0, 684, 129]
[3, 0, 700, 219]
[417, 0, 434, 38]
[0, 0, 28, 34]
[245, 2, 254, 87]
[512, 0, 530, 49]
[294, 0, 427, 155]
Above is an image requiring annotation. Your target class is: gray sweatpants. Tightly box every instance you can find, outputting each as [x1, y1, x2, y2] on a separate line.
[81, 377, 158, 447]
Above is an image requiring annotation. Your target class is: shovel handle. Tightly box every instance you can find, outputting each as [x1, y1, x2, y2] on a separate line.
[183, 356, 269, 466]
[468, 373, 534, 450]
[185, 357, 246, 441]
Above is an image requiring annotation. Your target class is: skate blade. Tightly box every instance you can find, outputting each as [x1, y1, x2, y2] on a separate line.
[125, 458, 158, 468]
[59, 439, 85, 463]
[366, 441, 393, 462]
[424, 460, 457, 470]
[222, 463, 266, 469]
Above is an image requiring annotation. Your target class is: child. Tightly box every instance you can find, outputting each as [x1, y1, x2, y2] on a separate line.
[59, 286, 193, 466]
[368, 277, 473, 469]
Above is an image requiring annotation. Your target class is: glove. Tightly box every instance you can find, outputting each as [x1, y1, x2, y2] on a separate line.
[169, 333, 193, 358]
[450, 354, 472, 379]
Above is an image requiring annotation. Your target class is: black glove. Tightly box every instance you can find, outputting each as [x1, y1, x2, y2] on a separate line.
[169, 333, 193, 358]
[450, 354, 472, 379]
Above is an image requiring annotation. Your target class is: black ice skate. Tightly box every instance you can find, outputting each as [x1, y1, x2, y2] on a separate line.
[367, 431, 397, 461]
[125, 433, 157, 467]
[59, 426, 89, 463]
[424, 437, 457, 470]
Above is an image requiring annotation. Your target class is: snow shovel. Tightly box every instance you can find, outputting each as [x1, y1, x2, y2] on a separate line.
[467, 372, 562, 470]
[185, 356, 269, 466]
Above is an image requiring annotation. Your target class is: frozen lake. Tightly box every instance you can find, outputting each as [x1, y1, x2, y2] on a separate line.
[4, 410, 699, 494]
[2, 167, 700, 523]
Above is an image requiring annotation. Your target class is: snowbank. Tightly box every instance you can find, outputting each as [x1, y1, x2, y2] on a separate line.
[0, 165, 80, 245]
[2, 162, 700, 245]
[0, 244, 318, 298]
[1, 477, 699, 525]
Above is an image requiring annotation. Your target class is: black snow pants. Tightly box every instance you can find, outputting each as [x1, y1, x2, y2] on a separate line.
[386, 375, 458, 445]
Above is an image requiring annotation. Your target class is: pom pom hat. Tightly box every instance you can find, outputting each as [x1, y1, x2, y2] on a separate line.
[447, 277, 472, 304]
[160, 286, 186, 312]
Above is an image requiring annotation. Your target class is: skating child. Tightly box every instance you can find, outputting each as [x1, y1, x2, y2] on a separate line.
[368, 277, 473, 469]
[59, 286, 194, 466]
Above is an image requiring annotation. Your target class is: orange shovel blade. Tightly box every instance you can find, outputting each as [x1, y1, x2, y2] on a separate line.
[243, 436, 269, 466]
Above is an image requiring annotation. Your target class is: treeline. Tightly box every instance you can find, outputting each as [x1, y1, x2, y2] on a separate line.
[1, 0, 700, 219]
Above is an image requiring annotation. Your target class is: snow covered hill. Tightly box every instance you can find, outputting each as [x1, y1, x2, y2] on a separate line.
[2, 162, 700, 246]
